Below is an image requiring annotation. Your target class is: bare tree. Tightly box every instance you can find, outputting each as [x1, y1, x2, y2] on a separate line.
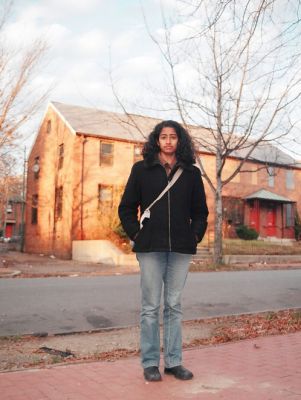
[0, 0, 50, 162]
[112, 0, 301, 264]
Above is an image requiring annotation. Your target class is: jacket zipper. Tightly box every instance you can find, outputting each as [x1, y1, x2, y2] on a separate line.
[160, 163, 172, 251]
[168, 190, 171, 251]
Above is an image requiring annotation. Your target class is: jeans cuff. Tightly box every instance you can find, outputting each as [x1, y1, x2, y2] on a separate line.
[142, 362, 160, 369]
[164, 362, 181, 368]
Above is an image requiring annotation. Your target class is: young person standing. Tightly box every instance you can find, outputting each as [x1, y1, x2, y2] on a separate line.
[118, 120, 208, 382]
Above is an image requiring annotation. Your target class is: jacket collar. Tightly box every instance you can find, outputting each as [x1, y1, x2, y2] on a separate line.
[143, 156, 194, 171]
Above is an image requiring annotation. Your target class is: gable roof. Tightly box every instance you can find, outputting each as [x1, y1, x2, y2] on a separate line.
[50, 101, 297, 167]
[245, 189, 295, 203]
[51, 101, 160, 142]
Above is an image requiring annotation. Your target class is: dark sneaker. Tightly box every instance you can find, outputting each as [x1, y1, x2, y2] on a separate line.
[164, 365, 193, 380]
[143, 366, 162, 382]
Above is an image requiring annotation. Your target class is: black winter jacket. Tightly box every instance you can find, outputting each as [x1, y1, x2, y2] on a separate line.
[118, 160, 209, 254]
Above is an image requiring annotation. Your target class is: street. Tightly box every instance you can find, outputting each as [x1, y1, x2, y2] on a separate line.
[1, 270, 301, 336]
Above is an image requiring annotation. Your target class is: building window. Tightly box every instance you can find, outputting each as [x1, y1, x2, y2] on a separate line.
[33, 156, 40, 179]
[285, 203, 294, 227]
[98, 185, 113, 204]
[100, 142, 114, 165]
[134, 144, 142, 163]
[55, 186, 63, 220]
[31, 194, 38, 224]
[222, 196, 244, 225]
[58, 144, 64, 169]
[6, 203, 13, 213]
[286, 170, 294, 190]
[46, 120, 51, 134]
[251, 166, 257, 185]
[267, 166, 275, 187]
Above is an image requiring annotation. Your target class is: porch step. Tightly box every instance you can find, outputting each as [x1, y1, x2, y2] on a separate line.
[260, 237, 294, 245]
[192, 246, 213, 263]
[196, 246, 211, 255]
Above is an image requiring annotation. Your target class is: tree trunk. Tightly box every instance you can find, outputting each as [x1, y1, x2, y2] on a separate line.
[213, 177, 223, 264]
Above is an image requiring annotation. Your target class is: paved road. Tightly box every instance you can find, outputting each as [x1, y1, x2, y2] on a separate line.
[0, 270, 301, 336]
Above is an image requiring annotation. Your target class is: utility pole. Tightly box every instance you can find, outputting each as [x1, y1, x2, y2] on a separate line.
[20, 146, 27, 252]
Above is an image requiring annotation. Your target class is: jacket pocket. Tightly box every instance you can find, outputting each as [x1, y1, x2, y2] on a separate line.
[133, 219, 151, 250]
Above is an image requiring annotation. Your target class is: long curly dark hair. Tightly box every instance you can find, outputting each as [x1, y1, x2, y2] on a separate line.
[142, 120, 196, 166]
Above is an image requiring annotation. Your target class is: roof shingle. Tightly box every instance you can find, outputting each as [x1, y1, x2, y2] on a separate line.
[51, 101, 297, 167]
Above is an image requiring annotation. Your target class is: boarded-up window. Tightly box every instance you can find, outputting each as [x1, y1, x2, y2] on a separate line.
[31, 194, 38, 224]
[98, 185, 113, 204]
[46, 120, 51, 134]
[6, 203, 12, 213]
[251, 166, 258, 185]
[286, 170, 294, 190]
[285, 203, 294, 227]
[231, 171, 240, 183]
[100, 142, 114, 165]
[134, 144, 142, 163]
[58, 144, 64, 169]
[240, 165, 256, 184]
[33, 156, 40, 179]
[267, 166, 275, 187]
[222, 196, 244, 225]
[55, 186, 63, 220]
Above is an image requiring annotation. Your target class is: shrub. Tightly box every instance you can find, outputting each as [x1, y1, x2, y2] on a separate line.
[236, 224, 259, 240]
[295, 212, 301, 241]
[113, 222, 128, 239]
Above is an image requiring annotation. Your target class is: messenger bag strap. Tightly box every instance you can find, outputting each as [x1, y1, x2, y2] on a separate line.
[140, 167, 183, 229]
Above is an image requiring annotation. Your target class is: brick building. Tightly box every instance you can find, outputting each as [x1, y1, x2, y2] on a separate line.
[0, 175, 24, 241]
[24, 101, 301, 258]
[1, 196, 24, 240]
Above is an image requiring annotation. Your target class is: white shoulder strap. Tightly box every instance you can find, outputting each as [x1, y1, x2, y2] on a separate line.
[140, 167, 183, 228]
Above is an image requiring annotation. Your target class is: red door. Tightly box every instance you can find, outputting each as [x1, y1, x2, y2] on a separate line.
[266, 204, 276, 236]
[5, 224, 13, 238]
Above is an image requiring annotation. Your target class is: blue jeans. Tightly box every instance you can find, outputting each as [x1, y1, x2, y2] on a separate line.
[136, 252, 191, 369]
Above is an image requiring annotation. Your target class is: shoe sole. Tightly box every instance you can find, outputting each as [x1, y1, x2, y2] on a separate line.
[164, 370, 193, 380]
[144, 375, 162, 382]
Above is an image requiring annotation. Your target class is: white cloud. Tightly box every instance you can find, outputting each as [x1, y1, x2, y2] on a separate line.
[112, 30, 136, 53]
[14, 0, 101, 23]
[152, 0, 178, 9]
[77, 30, 107, 57]
[43, 0, 100, 14]
[156, 17, 201, 43]
[123, 55, 160, 73]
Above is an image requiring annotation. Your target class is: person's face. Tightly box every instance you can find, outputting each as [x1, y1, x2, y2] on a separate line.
[157, 127, 179, 157]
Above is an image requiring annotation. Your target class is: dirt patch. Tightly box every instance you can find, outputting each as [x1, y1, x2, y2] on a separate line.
[1, 251, 301, 279]
[0, 251, 139, 278]
[1, 309, 300, 372]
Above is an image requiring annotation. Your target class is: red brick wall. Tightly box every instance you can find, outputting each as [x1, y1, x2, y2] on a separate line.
[25, 107, 141, 258]
[25, 105, 301, 258]
[71, 136, 137, 241]
[25, 107, 76, 258]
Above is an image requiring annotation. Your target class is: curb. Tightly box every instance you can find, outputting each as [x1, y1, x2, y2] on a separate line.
[0, 269, 21, 278]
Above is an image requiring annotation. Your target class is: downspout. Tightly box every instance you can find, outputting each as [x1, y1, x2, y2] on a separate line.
[281, 203, 284, 239]
[256, 199, 260, 234]
[80, 135, 88, 240]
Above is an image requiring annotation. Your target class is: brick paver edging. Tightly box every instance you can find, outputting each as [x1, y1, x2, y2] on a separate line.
[0, 332, 300, 399]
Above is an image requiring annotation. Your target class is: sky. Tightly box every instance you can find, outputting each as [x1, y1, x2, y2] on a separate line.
[3, 0, 301, 164]
[3, 0, 175, 160]
[9, 0, 169, 105]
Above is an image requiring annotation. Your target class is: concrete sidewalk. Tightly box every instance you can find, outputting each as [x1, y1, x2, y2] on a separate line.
[1, 332, 300, 399]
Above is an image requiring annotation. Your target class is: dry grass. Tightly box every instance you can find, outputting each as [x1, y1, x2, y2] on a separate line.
[222, 239, 301, 255]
